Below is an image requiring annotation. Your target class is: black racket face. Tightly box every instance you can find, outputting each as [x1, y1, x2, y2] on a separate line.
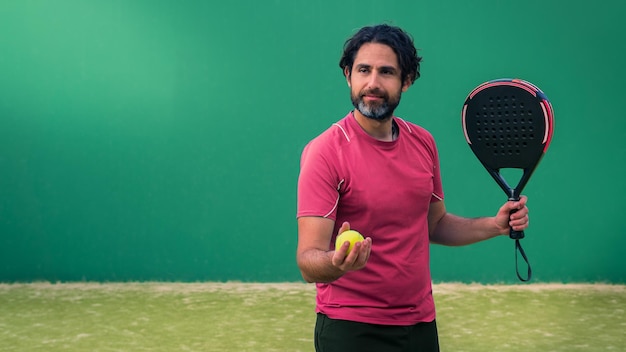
[462, 79, 553, 170]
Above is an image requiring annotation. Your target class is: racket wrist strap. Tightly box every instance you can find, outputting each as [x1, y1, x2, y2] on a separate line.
[514, 239, 532, 281]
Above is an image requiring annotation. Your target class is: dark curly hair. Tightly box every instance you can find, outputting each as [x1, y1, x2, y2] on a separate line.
[339, 24, 422, 86]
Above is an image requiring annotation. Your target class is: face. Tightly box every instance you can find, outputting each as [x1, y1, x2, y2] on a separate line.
[346, 42, 409, 121]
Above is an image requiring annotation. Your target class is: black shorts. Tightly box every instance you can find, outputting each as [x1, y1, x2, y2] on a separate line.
[314, 313, 440, 352]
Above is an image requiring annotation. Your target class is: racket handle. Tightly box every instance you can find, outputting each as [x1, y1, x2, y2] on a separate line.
[508, 197, 525, 239]
[510, 228, 525, 240]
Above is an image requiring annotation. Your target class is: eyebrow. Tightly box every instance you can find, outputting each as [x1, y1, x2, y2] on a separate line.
[355, 63, 398, 73]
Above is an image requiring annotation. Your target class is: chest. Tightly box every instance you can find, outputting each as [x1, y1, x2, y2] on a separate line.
[337, 140, 435, 214]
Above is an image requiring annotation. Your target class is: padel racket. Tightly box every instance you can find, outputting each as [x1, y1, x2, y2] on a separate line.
[462, 78, 554, 281]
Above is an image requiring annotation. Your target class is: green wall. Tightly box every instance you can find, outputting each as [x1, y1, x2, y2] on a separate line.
[1, 1, 624, 283]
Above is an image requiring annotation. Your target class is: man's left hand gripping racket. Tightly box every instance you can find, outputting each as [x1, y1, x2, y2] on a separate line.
[462, 78, 554, 281]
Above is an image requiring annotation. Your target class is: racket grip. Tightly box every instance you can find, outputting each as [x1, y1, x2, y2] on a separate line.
[510, 229, 525, 240]
[509, 208, 525, 239]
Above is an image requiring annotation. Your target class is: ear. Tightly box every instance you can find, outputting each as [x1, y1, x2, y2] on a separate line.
[344, 67, 351, 87]
[401, 77, 412, 92]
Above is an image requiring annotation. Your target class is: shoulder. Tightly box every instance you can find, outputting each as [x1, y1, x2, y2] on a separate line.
[302, 115, 354, 159]
[395, 117, 437, 145]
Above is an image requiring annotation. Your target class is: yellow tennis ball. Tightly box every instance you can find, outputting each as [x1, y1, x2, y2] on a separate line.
[335, 230, 365, 255]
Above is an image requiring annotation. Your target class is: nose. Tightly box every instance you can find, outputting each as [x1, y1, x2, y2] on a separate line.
[365, 72, 382, 90]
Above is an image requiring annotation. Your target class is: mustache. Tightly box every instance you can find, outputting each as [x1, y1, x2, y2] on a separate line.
[360, 88, 388, 99]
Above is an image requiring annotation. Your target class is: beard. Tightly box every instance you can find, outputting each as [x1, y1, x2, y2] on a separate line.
[351, 88, 401, 121]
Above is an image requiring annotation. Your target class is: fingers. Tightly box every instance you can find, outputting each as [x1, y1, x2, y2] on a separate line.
[352, 237, 372, 265]
[506, 195, 527, 211]
[332, 237, 372, 271]
[495, 196, 530, 234]
[347, 237, 372, 268]
[509, 212, 529, 230]
[508, 195, 529, 230]
[331, 222, 352, 266]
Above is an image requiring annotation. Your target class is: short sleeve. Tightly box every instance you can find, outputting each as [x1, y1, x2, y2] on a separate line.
[297, 140, 342, 220]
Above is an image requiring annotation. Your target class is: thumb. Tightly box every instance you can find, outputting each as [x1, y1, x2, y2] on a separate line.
[503, 198, 524, 213]
[339, 221, 350, 234]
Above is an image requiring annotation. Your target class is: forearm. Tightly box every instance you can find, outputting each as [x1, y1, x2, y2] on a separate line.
[429, 213, 504, 246]
[297, 249, 345, 283]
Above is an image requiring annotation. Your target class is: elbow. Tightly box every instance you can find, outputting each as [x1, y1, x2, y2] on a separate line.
[296, 256, 315, 283]
[298, 266, 317, 283]
[300, 273, 315, 283]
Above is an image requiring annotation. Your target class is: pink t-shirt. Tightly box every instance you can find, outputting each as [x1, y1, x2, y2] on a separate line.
[297, 112, 444, 326]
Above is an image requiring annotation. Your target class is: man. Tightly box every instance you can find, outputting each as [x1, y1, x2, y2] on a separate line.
[296, 24, 529, 351]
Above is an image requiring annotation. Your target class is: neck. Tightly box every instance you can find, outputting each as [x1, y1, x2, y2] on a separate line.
[352, 110, 396, 141]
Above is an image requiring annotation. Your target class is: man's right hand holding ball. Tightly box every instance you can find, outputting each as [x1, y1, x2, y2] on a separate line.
[332, 222, 372, 273]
